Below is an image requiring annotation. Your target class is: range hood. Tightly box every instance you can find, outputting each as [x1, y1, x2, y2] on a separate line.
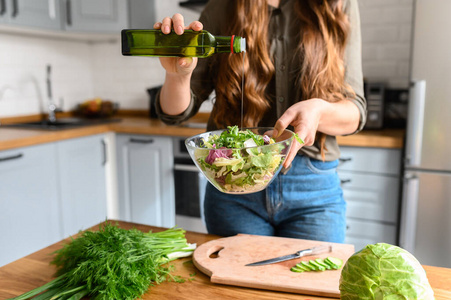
[179, 0, 208, 12]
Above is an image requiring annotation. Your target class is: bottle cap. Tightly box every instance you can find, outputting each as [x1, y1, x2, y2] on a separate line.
[241, 37, 246, 53]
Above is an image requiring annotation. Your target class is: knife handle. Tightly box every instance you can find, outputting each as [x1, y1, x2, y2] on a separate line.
[298, 244, 332, 257]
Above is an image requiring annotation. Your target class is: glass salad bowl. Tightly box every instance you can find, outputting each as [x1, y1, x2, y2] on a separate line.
[185, 126, 295, 194]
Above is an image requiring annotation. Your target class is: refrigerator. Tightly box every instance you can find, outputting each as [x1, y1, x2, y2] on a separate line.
[399, 0, 451, 268]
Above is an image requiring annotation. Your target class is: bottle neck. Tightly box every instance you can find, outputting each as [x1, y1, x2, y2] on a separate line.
[215, 35, 245, 53]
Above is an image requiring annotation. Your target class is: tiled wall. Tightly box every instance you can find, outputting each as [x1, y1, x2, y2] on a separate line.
[0, 33, 94, 117]
[359, 0, 414, 88]
[0, 0, 414, 118]
[0, 0, 200, 118]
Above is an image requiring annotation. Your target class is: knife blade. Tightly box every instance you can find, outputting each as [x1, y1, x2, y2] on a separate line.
[245, 244, 332, 266]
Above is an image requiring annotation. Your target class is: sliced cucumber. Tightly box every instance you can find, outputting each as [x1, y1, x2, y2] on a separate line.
[309, 260, 325, 271]
[290, 257, 344, 273]
[290, 265, 305, 272]
[296, 264, 311, 272]
[300, 261, 316, 271]
[315, 258, 331, 270]
[325, 257, 343, 269]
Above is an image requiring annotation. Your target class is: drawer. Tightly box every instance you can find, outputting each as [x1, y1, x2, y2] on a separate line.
[345, 218, 397, 252]
[339, 171, 400, 223]
[338, 146, 402, 175]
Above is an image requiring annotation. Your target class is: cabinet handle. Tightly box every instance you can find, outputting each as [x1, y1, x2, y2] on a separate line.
[0, 0, 6, 16]
[339, 157, 352, 163]
[101, 139, 107, 166]
[11, 0, 17, 18]
[340, 179, 351, 185]
[174, 164, 199, 172]
[66, 0, 72, 26]
[130, 138, 154, 144]
[0, 153, 23, 162]
[48, 0, 56, 20]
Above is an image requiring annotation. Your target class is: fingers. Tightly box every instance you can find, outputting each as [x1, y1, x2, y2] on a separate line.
[155, 14, 199, 35]
[160, 16, 172, 34]
[283, 142, 300, 168]
[178, 57, 196, 68]
[172, 13, 185, 34]
[187, 21, 203, 31]
[273, 109, 295, 138]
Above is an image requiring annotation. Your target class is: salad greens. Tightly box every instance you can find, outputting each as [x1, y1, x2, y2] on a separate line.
[195, 126, 293, 194]
[10, 222, 195, 300]
[339, 243, 435, 300]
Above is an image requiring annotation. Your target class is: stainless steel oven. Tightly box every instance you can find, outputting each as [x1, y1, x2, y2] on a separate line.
[173, 137, 208, 232]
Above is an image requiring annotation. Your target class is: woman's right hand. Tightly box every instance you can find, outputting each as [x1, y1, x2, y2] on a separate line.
[153, 14, 204, 76]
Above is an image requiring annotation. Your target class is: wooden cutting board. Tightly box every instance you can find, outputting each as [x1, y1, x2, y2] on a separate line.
[192, 234, 355, 298]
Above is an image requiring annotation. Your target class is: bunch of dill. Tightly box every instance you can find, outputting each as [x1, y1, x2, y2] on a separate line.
[10, 222, 192, 300]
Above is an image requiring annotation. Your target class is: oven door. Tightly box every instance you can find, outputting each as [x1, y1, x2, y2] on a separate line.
[174, 157, 208, 219]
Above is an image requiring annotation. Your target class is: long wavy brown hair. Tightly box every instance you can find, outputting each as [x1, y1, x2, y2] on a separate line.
[212, 0, 354, 160]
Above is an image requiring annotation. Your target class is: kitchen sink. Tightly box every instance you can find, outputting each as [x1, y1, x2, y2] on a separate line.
[2, 117, 122, 131]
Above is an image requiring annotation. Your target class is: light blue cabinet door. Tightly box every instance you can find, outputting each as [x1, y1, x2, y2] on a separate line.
[0, 143, 61, 267]
[56, 134, 107, 237]
[338, 146, 402, 248]
[5, 0, 62, 30]
[64, 0, 128, 33]
[0, 0, 9, 24]
[116, 134, 175, 228]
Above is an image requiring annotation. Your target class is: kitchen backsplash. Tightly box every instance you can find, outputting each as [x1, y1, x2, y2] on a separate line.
[0, 0, 413, 118]
[359, 0, 413, 88]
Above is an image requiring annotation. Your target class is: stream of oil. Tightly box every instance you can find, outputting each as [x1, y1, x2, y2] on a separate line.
[240, 51, 246, 130]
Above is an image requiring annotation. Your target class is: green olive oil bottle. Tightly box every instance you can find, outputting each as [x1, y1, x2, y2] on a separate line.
[121, 29, 246, 58]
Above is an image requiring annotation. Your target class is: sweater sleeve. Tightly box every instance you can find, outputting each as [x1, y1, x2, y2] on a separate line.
[342, 0, 367, 134]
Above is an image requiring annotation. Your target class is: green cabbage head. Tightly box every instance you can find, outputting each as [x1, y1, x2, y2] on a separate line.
[339, 243, 435, 300]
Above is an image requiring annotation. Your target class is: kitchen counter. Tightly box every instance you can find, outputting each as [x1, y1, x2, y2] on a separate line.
[0, 113, 405, 152]
[0, 221, 450, 300]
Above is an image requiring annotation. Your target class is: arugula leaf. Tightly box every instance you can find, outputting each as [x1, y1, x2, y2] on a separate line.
[293, 133, 304, 145]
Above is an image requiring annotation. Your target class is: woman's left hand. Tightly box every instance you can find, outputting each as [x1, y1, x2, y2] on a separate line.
[273, 98, 329, 168]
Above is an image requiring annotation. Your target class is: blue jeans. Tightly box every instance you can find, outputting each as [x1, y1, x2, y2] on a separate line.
[203, 155, 346, 243]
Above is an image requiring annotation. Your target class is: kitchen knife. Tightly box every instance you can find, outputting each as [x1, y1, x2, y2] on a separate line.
[245, 244, 332, 266]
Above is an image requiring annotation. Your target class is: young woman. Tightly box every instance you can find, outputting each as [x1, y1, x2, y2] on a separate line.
[154, 0, 366, 243]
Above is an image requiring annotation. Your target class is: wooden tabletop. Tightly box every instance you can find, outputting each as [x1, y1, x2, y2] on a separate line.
[0, 221, 450, 300]
[0, 113, 405, 152]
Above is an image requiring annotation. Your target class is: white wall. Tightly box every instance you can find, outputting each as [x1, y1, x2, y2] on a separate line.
[359, 0, 414, 88]
[0, 0, 199, 118]
[0, 33, 94, 117]
[0, 0, 413, 118]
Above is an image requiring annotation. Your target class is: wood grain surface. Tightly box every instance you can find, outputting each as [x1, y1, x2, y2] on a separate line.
[193, 234, 355, 298]
[1, 221, 449, 300]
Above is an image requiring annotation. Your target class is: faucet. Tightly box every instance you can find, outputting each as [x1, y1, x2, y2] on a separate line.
[46, 65, 61, 123]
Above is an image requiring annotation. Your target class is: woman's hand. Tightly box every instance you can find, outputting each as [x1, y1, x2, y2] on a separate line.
[153, 14, 203, 76]
[274, 98, 327, 168]
[154, 14, 204, 115]
[273, 98, 360, 168]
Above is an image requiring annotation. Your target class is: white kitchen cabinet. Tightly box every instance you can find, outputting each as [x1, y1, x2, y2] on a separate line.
[64, 0, 128, 33]
[0, 0, 62, 30]
[345, 218, 397, 252]
[56, 134, 108, 237]
[0, 134, 108, 267]
[0, 0, 135, 35]
[338, 146, 402, 249]
[0, 143, 61, 267]
[116, 134, 175, 228]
